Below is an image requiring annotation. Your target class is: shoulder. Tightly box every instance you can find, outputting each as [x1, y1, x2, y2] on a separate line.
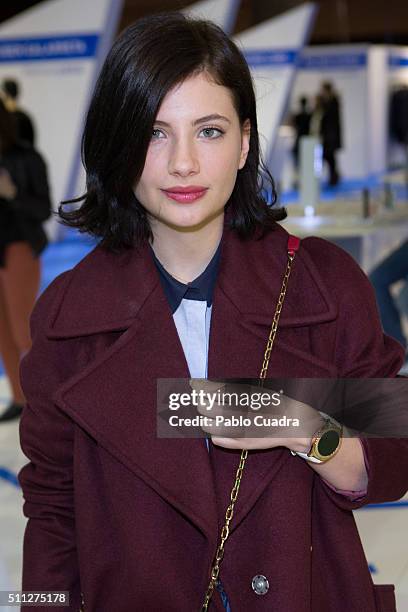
[300, 235, 379, 321]
[7, 141, 44, 165]
[260, 224, 371, 299]
[15, 108, 32, 121]
[30, 270, 73, 338]
[265, 227, 382, 327]
[30, 243, 104, 334]
[31, 241, 152, 338]
[300, 235, 371, 295]
[299, 236, 404, 375]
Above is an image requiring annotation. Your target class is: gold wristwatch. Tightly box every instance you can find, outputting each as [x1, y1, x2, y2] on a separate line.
[291, 412, 343, 464]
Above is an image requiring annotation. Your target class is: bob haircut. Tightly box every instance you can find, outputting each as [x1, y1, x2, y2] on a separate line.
[58, 11, 286, 252]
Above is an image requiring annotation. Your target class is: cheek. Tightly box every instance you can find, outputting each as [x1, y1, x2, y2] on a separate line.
[139, 147, 164, 185]
[134, 161, 158, 201]
[134, 171, 153, 206]
[205, 141, 241, 177]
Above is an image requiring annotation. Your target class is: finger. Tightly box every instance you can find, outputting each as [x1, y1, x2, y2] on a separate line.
[211, 437, 244, 448]
[200, 418, 245, 438]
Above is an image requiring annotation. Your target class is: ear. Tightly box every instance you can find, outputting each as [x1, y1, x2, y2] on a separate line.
[238, 119, 251, 170]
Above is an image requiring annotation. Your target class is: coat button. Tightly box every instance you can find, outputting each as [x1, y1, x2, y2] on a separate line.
[251, 574, 269, 595]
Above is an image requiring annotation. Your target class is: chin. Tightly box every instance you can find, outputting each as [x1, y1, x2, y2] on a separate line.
[165, 216, 212, 232]
[175, 209, 224, 230]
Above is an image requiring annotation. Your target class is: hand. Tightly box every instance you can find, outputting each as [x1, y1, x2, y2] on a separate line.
[189, 379, 326, 452]
[0, 169, 17, 200]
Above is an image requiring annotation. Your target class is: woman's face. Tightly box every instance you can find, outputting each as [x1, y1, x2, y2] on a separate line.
[134, 71, 250, 233]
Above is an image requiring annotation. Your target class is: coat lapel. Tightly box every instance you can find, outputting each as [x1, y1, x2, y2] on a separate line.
[48, 219, 338, 541]
[54, 285, 221, 544]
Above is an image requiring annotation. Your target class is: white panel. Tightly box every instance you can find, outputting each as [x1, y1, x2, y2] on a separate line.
[235, 3, 315, 48]
[184, 0, 241, 33]
[233, 4, 317, 167]
[0, 0, 113, 34]
[367, 46, 388, 175]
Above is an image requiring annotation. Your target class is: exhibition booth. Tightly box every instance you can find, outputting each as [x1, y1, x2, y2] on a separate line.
[286, 43, 408, 183]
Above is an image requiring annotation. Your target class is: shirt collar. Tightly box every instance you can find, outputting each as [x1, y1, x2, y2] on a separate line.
[150, 240, 222, 314]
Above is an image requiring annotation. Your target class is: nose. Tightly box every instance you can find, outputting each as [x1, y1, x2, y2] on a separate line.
[168, 136, 199, 177]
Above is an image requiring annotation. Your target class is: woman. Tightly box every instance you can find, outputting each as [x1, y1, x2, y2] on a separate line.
[18, 12, 407, 612]
[0, 99, 51, 422]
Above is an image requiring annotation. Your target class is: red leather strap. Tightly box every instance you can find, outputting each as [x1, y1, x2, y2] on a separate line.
[287, 234, 300, 257]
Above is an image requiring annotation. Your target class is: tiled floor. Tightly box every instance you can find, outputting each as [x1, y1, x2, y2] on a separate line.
[0, 226, 408, 610]
[354, 505, 408, 610]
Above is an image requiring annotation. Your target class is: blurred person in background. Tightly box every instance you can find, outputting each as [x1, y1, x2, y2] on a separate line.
[0, 99, 51, 422]
[291, 95, 311, 174]
[320, 81, 342, 187]
[309, 93, 324, 140]
[1, 78, 36, 147]
[369, 240, 408, 369]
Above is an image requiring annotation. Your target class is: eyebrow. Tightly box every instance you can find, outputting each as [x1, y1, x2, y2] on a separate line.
[154, 113, 232, 127]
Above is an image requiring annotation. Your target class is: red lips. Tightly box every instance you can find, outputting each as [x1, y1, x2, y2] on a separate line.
[162, 185, 207, 193]
[161, 186, 208, 203]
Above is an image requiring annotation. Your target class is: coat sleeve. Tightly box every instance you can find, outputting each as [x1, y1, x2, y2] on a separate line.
[18, 271, 82, 612]
[303, 238, 408, 511]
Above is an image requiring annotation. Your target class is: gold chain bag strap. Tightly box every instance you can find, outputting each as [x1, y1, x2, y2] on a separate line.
[201, 234, 300, 611]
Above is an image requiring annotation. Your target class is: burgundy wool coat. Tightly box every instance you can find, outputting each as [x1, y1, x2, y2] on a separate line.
[18, 218, 407, 612]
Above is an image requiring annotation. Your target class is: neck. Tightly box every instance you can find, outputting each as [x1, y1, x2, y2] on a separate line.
[149, 211, 224, 283]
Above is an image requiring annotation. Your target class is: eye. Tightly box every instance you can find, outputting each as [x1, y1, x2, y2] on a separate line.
[151, 128, 165, 140]
[200, 127, 225, 139]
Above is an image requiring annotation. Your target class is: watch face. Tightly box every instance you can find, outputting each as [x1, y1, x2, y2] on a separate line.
[317, 430, 340, 457]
